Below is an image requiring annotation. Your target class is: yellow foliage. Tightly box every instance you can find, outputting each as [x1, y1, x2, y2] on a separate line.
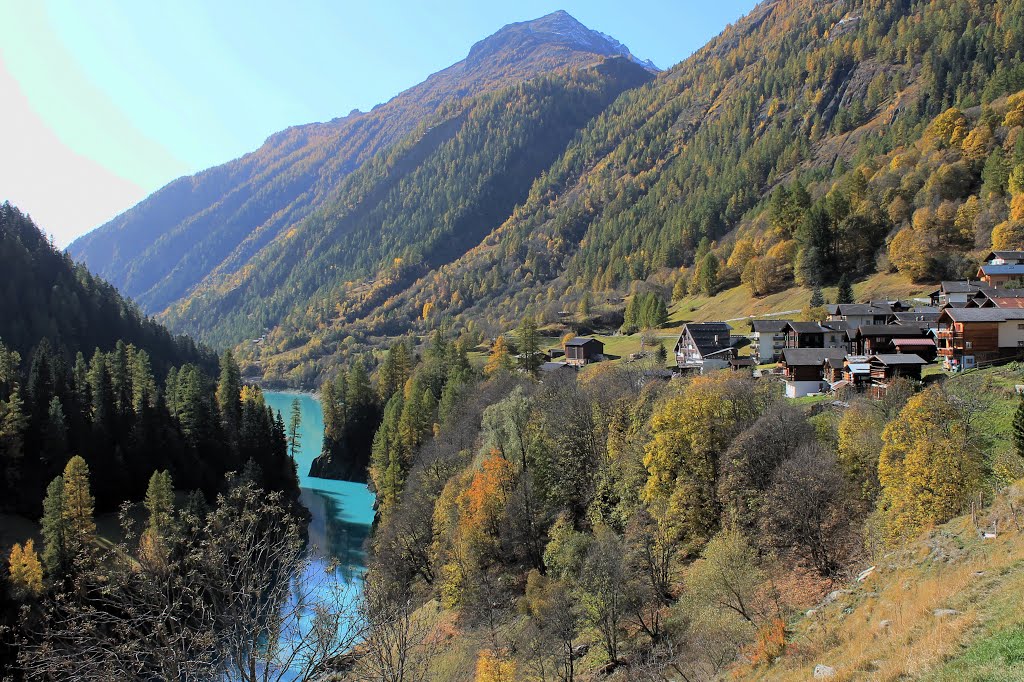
[8, 539, 43, 598]
[484, 335, 513, 376]
[877, 386, 983, 543]
[991, 219, 1024, 250]
[1011, 194, 1024, 221]
[1003, 90, 1024, 127]
[727, 238, 757, 270]
[888, 227, 933, 282]
[928, 108, 968, 147]
[474, 649, 516, 682]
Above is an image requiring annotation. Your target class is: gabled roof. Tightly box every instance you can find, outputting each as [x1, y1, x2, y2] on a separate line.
[539, 361, 573, 373]
[939, 308, 1024, 323]
[780, 348, 847, 367]
[939, 280, 983, 294]
[678, 322, 733, 358]
[750, 319, 792, 333]
[783, 321, 827, 334]
[833, 303, 893, 316]
[891, 337, 936, 347]
[857, 324, 929, 337]
[891, 312, 939, 323]
[564, 337, 603, 348]
[868, 354, 928, 365]
[984, 250, 1024, 262]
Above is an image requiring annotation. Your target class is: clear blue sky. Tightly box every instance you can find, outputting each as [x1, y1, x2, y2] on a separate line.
[0, 0, 759, 245]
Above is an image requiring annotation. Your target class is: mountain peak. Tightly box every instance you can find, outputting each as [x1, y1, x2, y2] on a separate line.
[465, 11, 659, 71]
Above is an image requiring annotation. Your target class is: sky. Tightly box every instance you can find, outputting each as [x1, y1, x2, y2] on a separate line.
[0, 0, 759, 246]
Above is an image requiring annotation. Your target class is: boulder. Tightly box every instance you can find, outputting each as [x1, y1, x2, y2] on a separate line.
[814, 664, 836, 679]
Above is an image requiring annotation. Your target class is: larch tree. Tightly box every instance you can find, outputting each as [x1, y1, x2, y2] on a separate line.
[61, 455, 96, 559]
[8, 538, 44, 599]
[288, 397, 302, 460]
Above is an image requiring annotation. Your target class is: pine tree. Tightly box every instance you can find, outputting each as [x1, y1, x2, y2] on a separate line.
[41, 475, 68, 577]
[217, 349, 242, 436]
[61, 455, 96, 558]
[809, 286, 825, 308]
[836, 274, 854, 304]
[288, 398, 302, 460]
[1014, 394, 1024, 460]
[698, 253, 720, 296]
[144, 470, 175, 540]
[517, 317, 542, 375]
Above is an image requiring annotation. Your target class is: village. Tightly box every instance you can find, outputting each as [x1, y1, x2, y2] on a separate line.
[530, 250, 1024, 399]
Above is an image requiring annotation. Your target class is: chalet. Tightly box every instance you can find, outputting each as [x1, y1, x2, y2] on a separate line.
[539, 361, 575, 379]
[783, 321, 850, 351]
[867, 354, 928, 384]
[936, 307, 1024, 370]
[983, 250, 1024, 266]
[928, 280, 983, 307]
[729, 357, 756, 374]
[853, 323, 930, 355]
[675, 322, 734, 372]
[779, 348, 847, 398]
[823, 355, 872, 391]
[889, 308, 940, 325]
[977, 263, 1024, 288]
[826, 302, 894, 327]
[748, 319, 791, 364]
[891, 337, 937, 362]
[966, 288, 1024, 309]
[563, 337, 604, 367]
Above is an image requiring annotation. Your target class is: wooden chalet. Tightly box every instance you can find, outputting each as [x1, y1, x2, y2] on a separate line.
[867, 354, 928, 384]
[853, 323, 930, 355]
[778, 347, 847, 398]
[936, 307, 1024, 370]
[977, 263, 1024, 288]
[928, 280, 983, 307]
[675, 322, 734, 372]
[825, 302, 894, 327]
[563, 337, 604, 367]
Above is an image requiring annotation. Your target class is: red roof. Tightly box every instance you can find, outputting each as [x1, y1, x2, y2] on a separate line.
[891, 338, 936, 346]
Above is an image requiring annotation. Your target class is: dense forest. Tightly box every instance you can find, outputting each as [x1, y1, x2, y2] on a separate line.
[0, 206, 302, 676]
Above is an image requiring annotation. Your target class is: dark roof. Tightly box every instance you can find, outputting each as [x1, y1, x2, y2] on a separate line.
[834, 303, 892, 315]
[939, 308, 1024, 323]
[985, 251, 1024, 262]
[977, 287, 1024, 299]
[868, 354, 928, 365]
[539, 361, 573, 373]
[891, 312, 939, 323]
[729, 357, 756, 367]
[750, 319, 792, 333]
[823, 320, 854, 332]
[940, 280, 983, 294]
[784, 321, 827, 334]
[857, 324, 928, 337]
[978, 264, 1024, 276]
[780, 348, 848, 366]
[679, 322, 733, 357]
[564, 337, 603, 348]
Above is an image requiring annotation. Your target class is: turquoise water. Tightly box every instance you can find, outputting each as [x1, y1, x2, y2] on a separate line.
[263, 391, 375, 579]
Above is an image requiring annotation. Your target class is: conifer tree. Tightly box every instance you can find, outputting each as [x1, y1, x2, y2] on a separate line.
[41, 475, 69, 577]
[217, 349, 242, 436]
[485, 336, 513, 376]
[61, 455, 96, 559]
[836, 274, 854, 304]
[288, 398, 302, 460]
[517, 317, 542, 375]
[8, 539, 43, 599]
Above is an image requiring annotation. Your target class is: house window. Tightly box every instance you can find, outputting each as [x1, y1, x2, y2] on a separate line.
[965, 341, 973, 349]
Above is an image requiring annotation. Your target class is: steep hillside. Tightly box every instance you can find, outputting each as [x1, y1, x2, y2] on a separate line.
[203, 0, 1024, 386]
[68, 11, 654, 315]
[165, 58, 654, 383]
[0, 202, 214, 375]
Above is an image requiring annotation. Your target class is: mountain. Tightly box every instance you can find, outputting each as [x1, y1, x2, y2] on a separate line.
[0, 202, 215, 374]
[68, 11, 656, 316]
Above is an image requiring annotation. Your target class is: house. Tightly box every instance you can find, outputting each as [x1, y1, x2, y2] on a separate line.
[675, 322, 735, 372]
[928, 281, 984, 307]
[852, 323, 930, 355]
[778, 348, 848, 398]
[936, 307, 1024, 370]
[563, 337, 604, 366]
[729, 357, 756, 374]
[891, 337, 937, 362]
[867, 354, 928, 384]
[983, 250, 1024, 266]
[826, 302, 894, 328]
[976, 263, 1024, 288]
[783, 321, 850, 351]
[966, 288, 1024, 309]
[889, 309, 940, 325]
[748, 319, 792, 364]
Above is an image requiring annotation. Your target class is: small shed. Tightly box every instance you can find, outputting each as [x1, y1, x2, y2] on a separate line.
[564, 337, 605, 366]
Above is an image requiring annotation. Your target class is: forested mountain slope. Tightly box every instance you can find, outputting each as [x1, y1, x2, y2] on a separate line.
[0, 202, 214, 375]
[187, 0, 1024, 386]
[68, 11, 654, 315]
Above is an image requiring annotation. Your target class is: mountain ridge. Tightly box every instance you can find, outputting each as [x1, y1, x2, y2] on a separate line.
[68, 11, 655, 315]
